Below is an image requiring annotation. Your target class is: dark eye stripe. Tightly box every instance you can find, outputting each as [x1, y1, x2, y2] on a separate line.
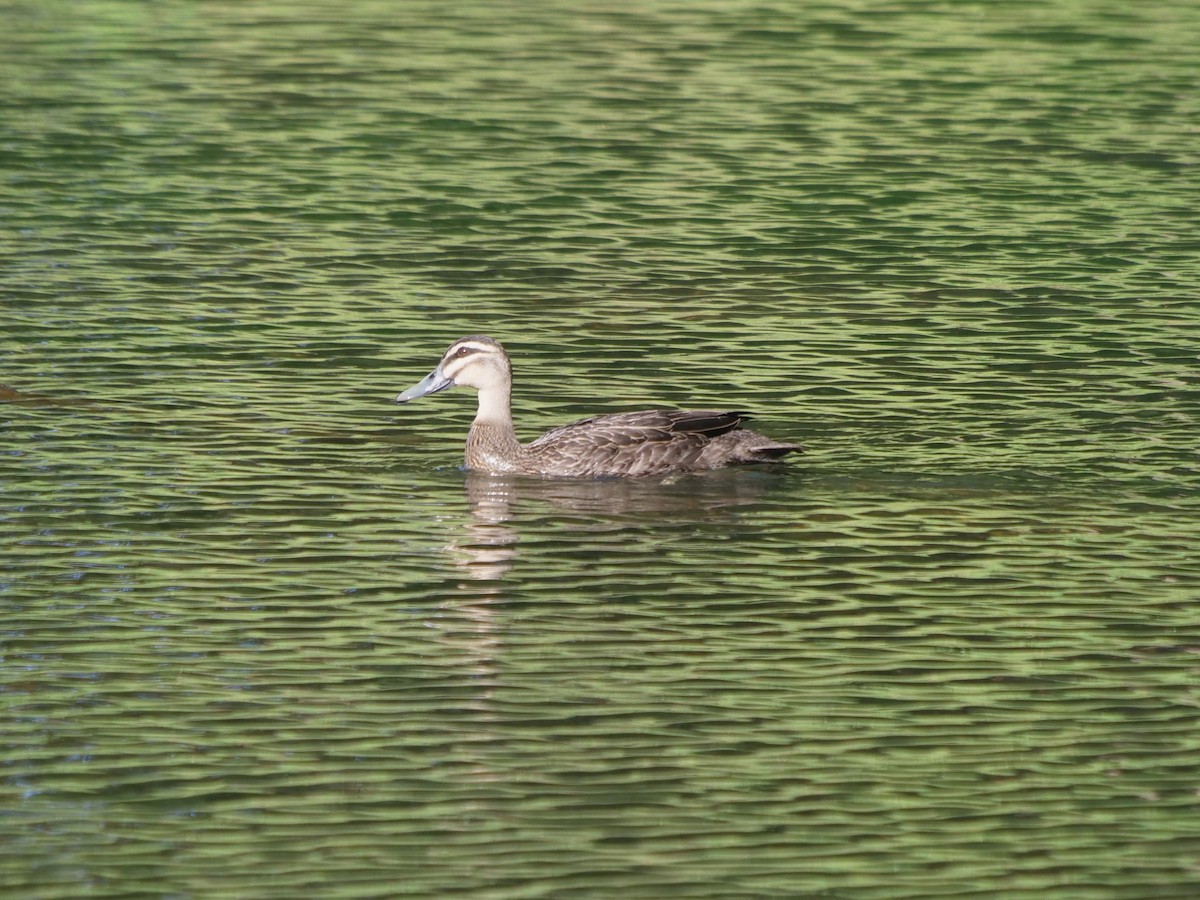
[448, 341, 492, 359]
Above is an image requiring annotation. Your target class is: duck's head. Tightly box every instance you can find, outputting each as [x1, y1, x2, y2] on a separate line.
[395, 335, 512, 403]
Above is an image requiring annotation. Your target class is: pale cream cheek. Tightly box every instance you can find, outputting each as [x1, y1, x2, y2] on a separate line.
[442, 359, 473, 386]
[451, 369, 484, 389]
[449, 359, 503, 391]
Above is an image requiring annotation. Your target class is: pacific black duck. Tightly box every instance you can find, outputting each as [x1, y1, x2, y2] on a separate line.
[395, 335, 801, 477]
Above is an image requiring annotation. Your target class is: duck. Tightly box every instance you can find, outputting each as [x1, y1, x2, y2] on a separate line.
[394, 335, 801, 477]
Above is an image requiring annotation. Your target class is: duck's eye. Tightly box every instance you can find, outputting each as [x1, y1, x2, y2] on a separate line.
[455, 346, 472, 357]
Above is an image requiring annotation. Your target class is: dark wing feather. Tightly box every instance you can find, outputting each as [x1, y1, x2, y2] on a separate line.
[656, 409, 753, 436]
[537, 409, 750, 438]
[529, 409, 726, 448]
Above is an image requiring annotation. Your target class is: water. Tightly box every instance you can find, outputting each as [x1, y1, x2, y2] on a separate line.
[4, 1, 1200, 897]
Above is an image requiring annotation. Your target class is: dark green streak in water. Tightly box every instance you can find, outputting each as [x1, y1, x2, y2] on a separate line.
[3, 1, 1200, 898]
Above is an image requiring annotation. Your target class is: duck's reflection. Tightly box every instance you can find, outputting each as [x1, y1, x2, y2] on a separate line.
[448, 468, 792, 587]
[452, 473, 521, 583]
[422, 467, 794, 791]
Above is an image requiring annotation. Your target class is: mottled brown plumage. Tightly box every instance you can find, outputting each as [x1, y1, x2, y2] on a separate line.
[395, 335, 800, 477]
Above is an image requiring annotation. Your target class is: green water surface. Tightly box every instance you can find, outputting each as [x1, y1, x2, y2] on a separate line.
[3, 1, 1200, 898]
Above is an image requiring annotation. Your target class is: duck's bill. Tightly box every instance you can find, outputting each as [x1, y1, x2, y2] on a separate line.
[396, 368, 454, 403]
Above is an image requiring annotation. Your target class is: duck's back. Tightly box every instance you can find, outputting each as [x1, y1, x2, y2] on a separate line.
[523, 409, 799, 477]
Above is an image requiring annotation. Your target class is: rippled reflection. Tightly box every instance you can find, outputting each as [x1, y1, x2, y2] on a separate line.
[457, 472, 521, 583]
[447, 468, 796, 586]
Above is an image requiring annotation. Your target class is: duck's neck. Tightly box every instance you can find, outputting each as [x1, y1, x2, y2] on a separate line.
[465, 384, 521, 471]
[475, 383, 512, 425]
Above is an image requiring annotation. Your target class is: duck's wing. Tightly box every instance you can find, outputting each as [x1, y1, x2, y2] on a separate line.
[526, 409, 754, 476]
